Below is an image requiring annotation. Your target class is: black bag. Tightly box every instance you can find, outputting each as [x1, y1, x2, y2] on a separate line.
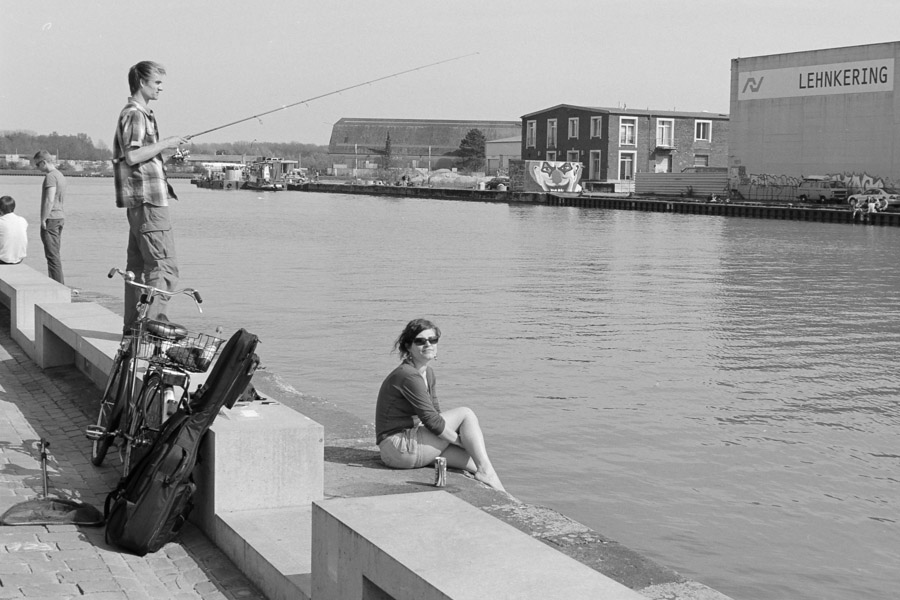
[104, 328, 260, 555]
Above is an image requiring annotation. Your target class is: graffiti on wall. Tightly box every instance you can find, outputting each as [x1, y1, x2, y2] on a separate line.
[738, 172, 801, 201]
[825, 171, 897, 193]
[748, 173, 801, 187]
[735, 170, 900, 202]
[526, 161, 583, 193]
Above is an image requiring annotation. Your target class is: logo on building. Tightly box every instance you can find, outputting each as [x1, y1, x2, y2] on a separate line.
[742, 77, 764, 93]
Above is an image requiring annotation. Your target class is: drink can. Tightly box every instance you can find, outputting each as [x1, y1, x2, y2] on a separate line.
[433, 457, 447, 487]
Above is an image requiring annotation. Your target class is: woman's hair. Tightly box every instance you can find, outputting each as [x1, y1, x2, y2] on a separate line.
[393, 318, 441, 360]
[128, 61, 166, 95]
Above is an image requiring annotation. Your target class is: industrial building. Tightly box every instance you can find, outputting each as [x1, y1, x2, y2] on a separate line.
[730, 41, 900, 190]
[519, 105, 728, 190]
[484, 136, 521, 174]
[327, 117, 521, 174]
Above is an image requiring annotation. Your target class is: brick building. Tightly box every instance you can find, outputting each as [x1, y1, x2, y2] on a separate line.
[520, 104, 729, 185]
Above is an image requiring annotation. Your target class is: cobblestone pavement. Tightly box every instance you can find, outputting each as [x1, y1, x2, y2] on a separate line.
[0, 307, 267, 600]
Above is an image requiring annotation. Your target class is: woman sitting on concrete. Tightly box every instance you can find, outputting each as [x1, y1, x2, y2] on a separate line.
[375, 318, 505, 492]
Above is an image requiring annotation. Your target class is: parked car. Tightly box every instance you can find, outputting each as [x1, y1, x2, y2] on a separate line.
[847, 187, 900, 211]
[796, 177, 848, 203]
[485, 176, 510, 190]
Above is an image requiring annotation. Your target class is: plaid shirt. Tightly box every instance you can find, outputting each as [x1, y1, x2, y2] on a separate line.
[113, 99, 172, 208]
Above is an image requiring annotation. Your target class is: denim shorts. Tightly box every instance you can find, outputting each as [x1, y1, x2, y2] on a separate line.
[379, 424, 438, 469]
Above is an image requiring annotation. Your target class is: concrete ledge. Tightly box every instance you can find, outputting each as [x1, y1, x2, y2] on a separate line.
[0, 264, 70, 357]
[35, 302, 122, 387]
[312, 491, 647, 600]
[211, 507, 313, 600]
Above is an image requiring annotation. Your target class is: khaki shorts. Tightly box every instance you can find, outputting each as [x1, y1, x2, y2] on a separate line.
[378, 424, 441, 469]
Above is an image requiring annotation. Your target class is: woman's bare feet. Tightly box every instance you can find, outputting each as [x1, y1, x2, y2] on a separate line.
[474, 469, 506, 492]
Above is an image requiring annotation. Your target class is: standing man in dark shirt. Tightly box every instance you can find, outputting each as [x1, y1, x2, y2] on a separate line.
[33, 150, 66, 284]
[112, 60, 187, 327]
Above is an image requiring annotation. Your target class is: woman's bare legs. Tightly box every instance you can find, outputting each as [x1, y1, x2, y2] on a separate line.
[439, 407, 505, 492]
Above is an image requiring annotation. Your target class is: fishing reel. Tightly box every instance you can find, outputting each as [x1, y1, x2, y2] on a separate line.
[171, 148, 190, 163]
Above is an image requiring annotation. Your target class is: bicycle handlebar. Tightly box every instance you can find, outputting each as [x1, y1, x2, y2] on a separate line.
[108, 267, 205, 313]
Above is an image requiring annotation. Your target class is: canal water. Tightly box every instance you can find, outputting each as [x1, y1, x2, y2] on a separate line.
[3, 176, 897, 600]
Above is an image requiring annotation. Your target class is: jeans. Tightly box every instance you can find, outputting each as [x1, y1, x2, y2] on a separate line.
[40, 218, 64, 284]
[125, 204, 179, 327]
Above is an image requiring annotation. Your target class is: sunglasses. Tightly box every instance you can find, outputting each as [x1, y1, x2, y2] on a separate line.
[412, 336, 439, 346]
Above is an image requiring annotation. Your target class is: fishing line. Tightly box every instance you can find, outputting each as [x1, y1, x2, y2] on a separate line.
[186, 52, 479, 140]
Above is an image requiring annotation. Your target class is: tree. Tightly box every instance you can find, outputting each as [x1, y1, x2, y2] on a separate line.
[455, 128, 486, 172]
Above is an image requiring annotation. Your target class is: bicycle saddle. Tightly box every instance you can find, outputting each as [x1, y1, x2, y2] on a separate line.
[145, 320, 188, 340]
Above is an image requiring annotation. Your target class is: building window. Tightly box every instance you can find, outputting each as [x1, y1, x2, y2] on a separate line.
[695, 120, 712, 142]
[526, 121, 537, 148]
[547, 119, 557, 148]
[546, 151, 557, 161]
[694, 154, 710, 167]
[568, 118, 579, 139]
[589, 150, 602, 180]
[619, 117, 637, 146]
[656, 118, 674, 147]
[567, 150, 579, 163]
[619, 152, 635, 180]
[590, 117, 603, 138]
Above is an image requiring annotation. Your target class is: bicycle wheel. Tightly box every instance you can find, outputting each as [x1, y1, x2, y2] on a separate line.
[91, 352, 129, 466]
[124, 373, 165, 474]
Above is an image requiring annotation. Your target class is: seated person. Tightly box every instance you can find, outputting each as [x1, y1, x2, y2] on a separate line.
[375, 318, 505, 492]
[0, 196, 28, 265]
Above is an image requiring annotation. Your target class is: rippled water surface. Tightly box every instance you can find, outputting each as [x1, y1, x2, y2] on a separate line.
[4, 176, 898, 600]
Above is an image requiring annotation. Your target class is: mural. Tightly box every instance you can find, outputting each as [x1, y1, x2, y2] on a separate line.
[526, 161, 583, 193]
[825, 171, 897, 193]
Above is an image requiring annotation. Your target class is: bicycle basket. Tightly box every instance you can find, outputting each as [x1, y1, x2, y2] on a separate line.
[163, 332, 226, 373]
[135, 332, 178, 361]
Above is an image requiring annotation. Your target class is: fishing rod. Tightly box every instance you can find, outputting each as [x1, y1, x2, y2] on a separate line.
[185, 52, 479, 140]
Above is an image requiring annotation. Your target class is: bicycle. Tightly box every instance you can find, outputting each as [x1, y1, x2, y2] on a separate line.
[85, 268, 224, 477]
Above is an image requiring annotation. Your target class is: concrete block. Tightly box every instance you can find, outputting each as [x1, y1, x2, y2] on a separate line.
[7, 281, 70, 357]
[212, 507, 313, 600]
[0, 263, 51, 298]
[192, 400, 324, 535]
[34, 302, 122, 387]
[312, 492, 647, 600]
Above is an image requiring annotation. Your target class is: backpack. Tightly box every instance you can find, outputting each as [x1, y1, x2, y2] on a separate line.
[104, 328, 260, 555]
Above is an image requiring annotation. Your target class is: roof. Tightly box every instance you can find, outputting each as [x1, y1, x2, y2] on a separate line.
[334, 117, 521, 128]
[486, 136, 522, 144]
[520, 103, 728, 120]
[185, 154, 259, 163]
[734, 40, 900, 62]
[328, 117, 522, 155]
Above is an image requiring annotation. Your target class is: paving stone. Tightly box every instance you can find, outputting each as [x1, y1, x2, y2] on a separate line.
[58, 570, 116, 584]
[2, 543, 54, 553]
[73, 578, 121, 594]
[0, 564, 29, 575]
[0, 572, 57, 587]
[18, 582, 81, 597]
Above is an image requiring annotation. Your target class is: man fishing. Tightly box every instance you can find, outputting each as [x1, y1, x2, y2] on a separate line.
[113, 61, 188, 328]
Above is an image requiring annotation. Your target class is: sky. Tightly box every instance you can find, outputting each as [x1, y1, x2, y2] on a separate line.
[3, 0, 900, 148]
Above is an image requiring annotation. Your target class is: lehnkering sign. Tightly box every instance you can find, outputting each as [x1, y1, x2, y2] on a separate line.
[738, 58, 894, 100]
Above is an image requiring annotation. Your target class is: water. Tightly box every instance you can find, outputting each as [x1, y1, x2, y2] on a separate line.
[3, 175, 898, 600]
